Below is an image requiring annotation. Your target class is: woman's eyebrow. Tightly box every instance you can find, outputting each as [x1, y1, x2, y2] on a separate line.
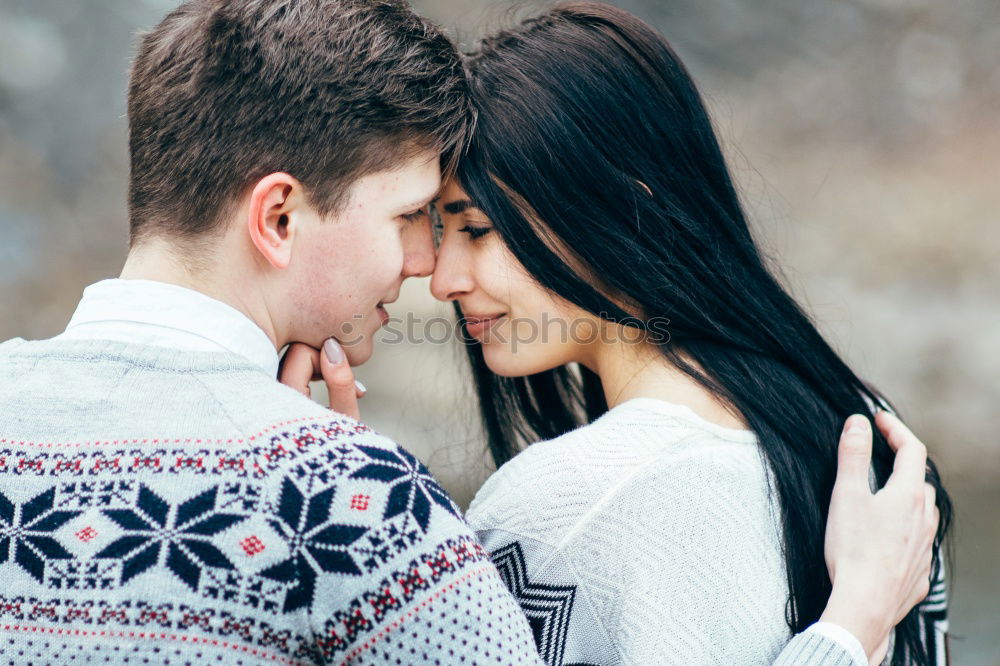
[441, 199, 474, 215]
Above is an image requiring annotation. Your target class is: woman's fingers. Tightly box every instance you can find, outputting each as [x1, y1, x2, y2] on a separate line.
[835, 414, 874, 495]
[278, 340, 364, 420]
[321, 338, 361, 420]
[278, 342, 321, 397]
[876, 411, 928, 493]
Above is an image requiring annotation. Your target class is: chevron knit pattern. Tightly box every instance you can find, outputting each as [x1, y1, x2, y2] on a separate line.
[491, 542, 587, 666]
[467, 397, 948, 666]
[0, 338, 541, 665]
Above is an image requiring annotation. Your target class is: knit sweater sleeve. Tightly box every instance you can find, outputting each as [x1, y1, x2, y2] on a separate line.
[468, 441, 866, 666]
[260, 415, 543, 665]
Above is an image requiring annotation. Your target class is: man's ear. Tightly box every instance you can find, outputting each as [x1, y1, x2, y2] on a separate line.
[247, 172, 306, 270]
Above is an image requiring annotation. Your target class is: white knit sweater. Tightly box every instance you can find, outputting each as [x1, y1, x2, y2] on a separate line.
[467, 397, 946, 666]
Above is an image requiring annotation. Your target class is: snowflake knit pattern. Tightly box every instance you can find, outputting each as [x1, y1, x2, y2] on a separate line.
[0, 338, 541, 665]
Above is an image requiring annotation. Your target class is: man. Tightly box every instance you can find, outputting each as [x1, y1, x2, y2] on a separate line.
[0, 1, 937, 664]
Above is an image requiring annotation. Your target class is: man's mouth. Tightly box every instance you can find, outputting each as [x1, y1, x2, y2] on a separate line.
[376, 302, 390, 325]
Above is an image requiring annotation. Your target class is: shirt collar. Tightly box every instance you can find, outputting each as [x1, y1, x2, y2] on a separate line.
[60, 278, 280, 377]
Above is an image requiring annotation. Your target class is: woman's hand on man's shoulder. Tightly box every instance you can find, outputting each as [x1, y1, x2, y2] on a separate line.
[823, 412, 940, 665]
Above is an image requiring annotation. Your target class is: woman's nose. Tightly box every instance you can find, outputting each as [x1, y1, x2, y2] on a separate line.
[430, 240, 474, 302]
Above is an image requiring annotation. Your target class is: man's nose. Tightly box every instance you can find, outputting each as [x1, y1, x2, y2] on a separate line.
[401, 216, 436, 278]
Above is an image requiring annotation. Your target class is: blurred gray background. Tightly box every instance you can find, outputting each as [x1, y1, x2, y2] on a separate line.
[0, 0, 996, 662]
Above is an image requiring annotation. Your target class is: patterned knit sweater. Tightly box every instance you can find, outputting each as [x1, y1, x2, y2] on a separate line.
[0, 338, 541, 665]
[467, 397, 949, 666]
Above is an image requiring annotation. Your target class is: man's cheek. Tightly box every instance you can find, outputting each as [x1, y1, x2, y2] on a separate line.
[334, 309, 379, 349]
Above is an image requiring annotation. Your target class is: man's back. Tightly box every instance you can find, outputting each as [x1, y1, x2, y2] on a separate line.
[0, 336, 538, 664]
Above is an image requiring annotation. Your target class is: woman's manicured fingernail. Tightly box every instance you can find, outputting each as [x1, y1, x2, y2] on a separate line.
[355, 380, 367, 394]
[323, 337, 344, 364]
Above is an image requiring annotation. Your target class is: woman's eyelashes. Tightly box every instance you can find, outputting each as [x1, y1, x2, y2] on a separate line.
[432, 222, 493, 241]
[460, 225, 492, 240]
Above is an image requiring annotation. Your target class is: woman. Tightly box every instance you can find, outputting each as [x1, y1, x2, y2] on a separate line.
[426, 3, 950, 665]
[280, 3, 948, 664]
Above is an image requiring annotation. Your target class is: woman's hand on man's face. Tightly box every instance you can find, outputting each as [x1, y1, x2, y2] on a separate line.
[822, 411, 940, 665]
[278, 339, 365, 420]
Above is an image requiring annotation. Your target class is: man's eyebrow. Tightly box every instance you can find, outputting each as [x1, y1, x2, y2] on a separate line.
[441, 199, 474, 215]
[400, 193, 438, 212]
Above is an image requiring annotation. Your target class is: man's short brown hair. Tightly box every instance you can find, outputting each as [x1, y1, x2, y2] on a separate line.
[127, 0, 470, 246]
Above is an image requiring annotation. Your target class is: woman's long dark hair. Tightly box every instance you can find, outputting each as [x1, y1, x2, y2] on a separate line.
[456, 3, 951, 663]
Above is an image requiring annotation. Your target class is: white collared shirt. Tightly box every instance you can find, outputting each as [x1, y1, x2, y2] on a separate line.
[55, 278, 280, 378]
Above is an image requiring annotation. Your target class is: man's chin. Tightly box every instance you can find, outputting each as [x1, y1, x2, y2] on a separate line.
[343, 339, 375, 366]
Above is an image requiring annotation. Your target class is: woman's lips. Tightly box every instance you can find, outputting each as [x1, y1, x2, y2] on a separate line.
[464, 314, 506, 339]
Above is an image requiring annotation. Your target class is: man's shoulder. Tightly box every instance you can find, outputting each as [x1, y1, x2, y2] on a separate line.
[0, 335, 333, 430]
[0, 337, 27, 354]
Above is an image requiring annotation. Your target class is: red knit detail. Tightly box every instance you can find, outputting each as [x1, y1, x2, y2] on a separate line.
[336, 564, 494, 666]
[75, 526, 98, 543]
[0, 414, 370, 449]
[240, 535, 266, 556]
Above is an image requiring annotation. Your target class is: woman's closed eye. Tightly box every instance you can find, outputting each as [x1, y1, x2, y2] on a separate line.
[460, 225, 492, 240]
[432, 222, 492, 241]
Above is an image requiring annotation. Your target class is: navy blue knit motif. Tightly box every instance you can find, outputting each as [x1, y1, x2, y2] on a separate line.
[0, 488, 80, 582]
[259, 478, 369, 612]
[492, 541, 595, 666]
[95, 484, 246, 590]
[349, 444, 459, 532]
